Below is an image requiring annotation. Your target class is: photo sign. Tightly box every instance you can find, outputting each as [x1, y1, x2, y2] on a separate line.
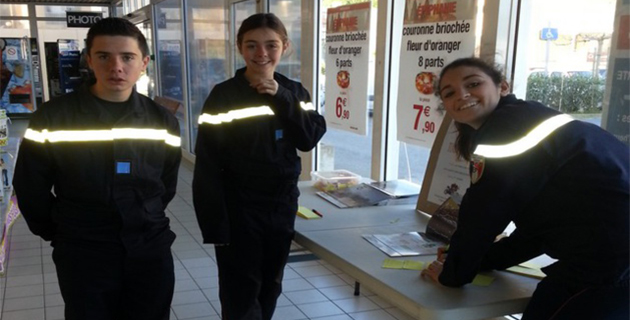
[66, 12, 102, 28]
[324, 2, 371, 136]
[396, 0, 477, 148]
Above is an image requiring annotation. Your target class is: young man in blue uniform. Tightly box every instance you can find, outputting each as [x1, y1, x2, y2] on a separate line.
[13, 18, 181, 320]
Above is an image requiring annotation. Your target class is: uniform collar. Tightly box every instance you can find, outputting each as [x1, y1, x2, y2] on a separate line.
[235, 67, 282, 86]
[470, 94, 519, 144]
[235, 67, 251, 87]
[78, 83, 147, 123]
[495, 94, 519, 110]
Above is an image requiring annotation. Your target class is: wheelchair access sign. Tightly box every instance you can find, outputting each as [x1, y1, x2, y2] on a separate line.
[540, 28, 559, 41]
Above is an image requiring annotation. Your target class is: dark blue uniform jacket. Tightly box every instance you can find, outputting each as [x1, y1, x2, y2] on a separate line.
[13, 85, 182, 253]
[193, 68, 326, 244]
[440, 94, 629, 287]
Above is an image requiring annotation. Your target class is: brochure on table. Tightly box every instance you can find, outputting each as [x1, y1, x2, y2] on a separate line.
[316, 180, 420, 208]
[396, 0, 478, 148]
[362, 232, 441, 257]
[317, 183, 392, 208]
[363, 194, 461, 257]
[367, 179, 420, 198]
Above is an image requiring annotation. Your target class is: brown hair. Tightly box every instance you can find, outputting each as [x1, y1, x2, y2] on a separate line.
[237, 13, 288, 49]
[438, 57, 505, 161]
[86, 17, 149, 58]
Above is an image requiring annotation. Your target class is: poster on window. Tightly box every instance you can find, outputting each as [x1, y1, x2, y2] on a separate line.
[0, 38, 35, 114]
[602, 0, 629, 146]
[158, 40, 183, 101]
[396, 0, 477, 148]
[324, 2, 371, 136]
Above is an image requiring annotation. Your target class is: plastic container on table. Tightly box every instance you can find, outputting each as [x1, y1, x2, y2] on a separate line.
[311, 169, 361, 192]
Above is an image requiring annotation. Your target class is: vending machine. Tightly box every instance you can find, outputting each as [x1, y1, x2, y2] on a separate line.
[57, 39, 83, 94]
[0, 37, 42, 116]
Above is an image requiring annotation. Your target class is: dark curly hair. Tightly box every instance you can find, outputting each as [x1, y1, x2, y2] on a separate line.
[438, 57, 506, 161]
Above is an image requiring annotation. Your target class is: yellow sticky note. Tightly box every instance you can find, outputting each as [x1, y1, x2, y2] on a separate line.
[506, 265, 546, 279]
[382, 259, 405, 269]
[472, 274, 495, 286]
[402, 260, 424, 270]
[519, 261, 541, 270]
[297, 206, 321, 219]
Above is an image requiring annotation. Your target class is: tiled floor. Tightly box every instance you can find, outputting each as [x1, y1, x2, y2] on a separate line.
[0, 161, 424, 320]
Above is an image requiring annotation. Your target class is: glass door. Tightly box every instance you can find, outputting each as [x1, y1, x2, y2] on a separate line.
[135, 19, 155, 98]
[230, 0, 257, 74]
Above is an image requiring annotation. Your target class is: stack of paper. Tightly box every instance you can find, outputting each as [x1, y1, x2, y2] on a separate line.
[362, 232, 442, 257]
[316, 180, 420, 208]
[296, 206, 322, 219]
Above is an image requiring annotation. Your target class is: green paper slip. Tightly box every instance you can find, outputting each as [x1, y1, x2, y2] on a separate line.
[472, 274, 495, 286]
[402, 260, 424, 270]
[382, 259, 405, 269]
[382, 259, 424, 270]
[297, 206, 321, 219]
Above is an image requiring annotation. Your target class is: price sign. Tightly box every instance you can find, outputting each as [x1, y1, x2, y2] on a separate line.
[412, 104, 436, 134]
[396, 1, 477, 148]
[324, 2, 371, 136]
[336, 97, 351, 120]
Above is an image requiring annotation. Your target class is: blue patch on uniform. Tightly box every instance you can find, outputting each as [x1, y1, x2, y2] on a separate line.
[275, 129, 283, 140]
[116, 161, 131, 174]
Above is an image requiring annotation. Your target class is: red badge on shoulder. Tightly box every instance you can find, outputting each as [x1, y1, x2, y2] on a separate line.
[470, 155, 485, 184]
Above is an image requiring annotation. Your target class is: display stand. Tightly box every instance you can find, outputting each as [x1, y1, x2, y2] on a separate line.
[0, 135, 21, 276]
[416, 116, 470, 215]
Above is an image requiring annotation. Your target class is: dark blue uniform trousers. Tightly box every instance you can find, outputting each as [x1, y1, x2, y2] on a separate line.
[52, 240, 175, 320]
[215, 196, 296, 320]
[523, 276, 629, 320]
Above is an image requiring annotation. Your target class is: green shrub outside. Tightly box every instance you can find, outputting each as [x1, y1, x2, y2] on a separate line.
[525, 74, 605, 114]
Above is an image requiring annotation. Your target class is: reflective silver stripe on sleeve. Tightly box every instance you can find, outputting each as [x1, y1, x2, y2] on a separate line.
[198, 101, 315, 125]
[300, 101, 315, 111]
[24, 128, 47, 143]
[23, 128, 181, 147]
[473, 114, 574, 158]
[198, 106, 274, 125]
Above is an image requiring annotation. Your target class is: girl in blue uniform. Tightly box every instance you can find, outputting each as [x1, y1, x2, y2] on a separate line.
[421, 57, 629, 320]
[193, 13, 326, 320]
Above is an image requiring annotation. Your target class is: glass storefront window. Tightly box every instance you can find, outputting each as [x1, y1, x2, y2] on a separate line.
[514, 0, 616, 127]
[0, 4, 28, 17]
[317, 0, 374, 178]
[270, 0, 302, 81]
[186, 0, 229, 149]
[155, 0, 189, 152]
[0, 20, 30, 38]
[35, 5, 109, 18]
[135, 21, 154, 98]
[112, 2, 124, 18]
[232, 1, 257, 71]
[396, 143, 430, 184]
[122, 0, 150, 15]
